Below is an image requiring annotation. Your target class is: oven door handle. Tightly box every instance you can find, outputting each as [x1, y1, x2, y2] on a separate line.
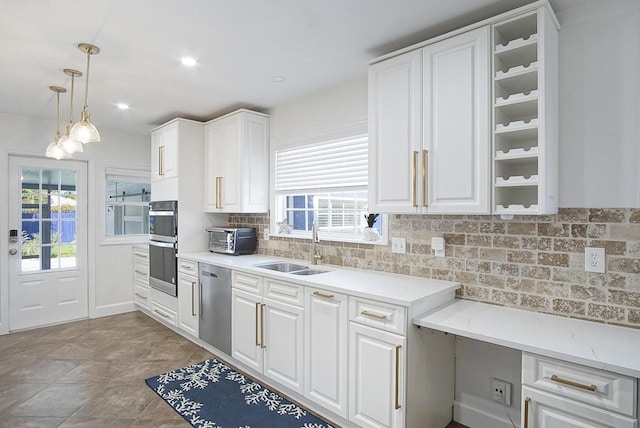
[149, 210, 176, 216]
[149, 240, 176, 249]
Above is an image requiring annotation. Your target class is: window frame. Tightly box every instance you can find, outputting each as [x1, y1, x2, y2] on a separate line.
[270, 123, 387, 245]
[100, 167, 151, 245]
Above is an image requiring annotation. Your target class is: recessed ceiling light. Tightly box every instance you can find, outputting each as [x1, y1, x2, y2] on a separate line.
[272, 75, 286, 83]
[116, 103, 130, 110]
[181, 57, 197, 67]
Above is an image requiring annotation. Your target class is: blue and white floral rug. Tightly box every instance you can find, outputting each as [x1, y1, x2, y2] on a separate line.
[145, 358, 333, 428]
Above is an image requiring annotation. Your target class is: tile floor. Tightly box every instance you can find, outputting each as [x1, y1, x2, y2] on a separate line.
[0, 311, 468, 428]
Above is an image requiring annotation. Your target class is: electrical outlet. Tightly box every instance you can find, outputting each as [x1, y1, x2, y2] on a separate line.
[585, 247, 605, 273]
[391, 237, 406, 254]
[263, 228, 270, 241]
[492, 378, 512, 406]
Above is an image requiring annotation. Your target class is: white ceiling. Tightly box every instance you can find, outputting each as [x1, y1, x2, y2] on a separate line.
[1, 0, 573, 136]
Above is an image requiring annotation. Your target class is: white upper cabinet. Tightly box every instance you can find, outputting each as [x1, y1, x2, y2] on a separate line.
[204, 109, 269, 213]
[151, 121, 178, 181]
[369, 26, 491, 214]
[423, 26, 491, 213]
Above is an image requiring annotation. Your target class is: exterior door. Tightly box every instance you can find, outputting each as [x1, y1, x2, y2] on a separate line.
[8, 156, 88, 330]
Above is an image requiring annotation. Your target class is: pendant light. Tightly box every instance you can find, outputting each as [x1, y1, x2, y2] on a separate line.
[58, 68, 83, 154]
[70, 43, 101, 144]
[45, 86, 71, 160]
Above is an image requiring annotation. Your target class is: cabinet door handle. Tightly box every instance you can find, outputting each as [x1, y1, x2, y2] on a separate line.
[159, 145, 165, 176]
[134, 293, 147, 300]
[260, 303, 266, 349]
[255, 302, 261, 347]
[191, 281, 196, 317]
[550, 374, 597, 392]
[313, 291, 334, 299]
[412, 151, 418, 208]
[154, 309, 169, 319]
[361, 310, 387, 320]
[215, 176, 223, 209]
[524, 397, 531, 428]
[395, 345, 402, 410]
[422, 149, 428, 207]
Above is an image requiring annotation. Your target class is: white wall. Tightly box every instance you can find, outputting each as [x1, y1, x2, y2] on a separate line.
[0, 112, 150, 331]
[556, 0, 640, 207]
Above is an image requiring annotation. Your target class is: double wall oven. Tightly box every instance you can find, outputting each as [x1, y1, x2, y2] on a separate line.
[149, 200, 178, 297]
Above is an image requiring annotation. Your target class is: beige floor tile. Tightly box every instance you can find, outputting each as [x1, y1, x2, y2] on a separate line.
[0, 416, 65, 428]
[9, 383, 100, 418]
[3, 359, 80, 384]
[58, 417, 134, 427]
[71, 383, 156, 419]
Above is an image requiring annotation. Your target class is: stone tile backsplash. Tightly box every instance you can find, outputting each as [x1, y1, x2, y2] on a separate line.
[229, 208, 640, 328]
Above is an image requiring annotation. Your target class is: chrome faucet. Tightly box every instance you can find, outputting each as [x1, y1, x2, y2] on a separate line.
[311, 222, 321, 265]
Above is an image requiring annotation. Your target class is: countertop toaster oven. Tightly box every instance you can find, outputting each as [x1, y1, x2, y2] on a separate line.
[206, 227, 257, 255]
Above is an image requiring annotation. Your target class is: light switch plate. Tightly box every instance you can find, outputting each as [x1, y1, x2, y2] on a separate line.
[391, 237, 406, 254]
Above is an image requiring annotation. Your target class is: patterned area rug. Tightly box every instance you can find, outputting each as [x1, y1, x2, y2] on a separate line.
[145, 358, 334, 428]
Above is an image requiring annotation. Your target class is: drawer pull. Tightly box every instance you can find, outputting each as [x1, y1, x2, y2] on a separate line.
[524, 397, 531, 428]
[182, 264, 194, 271]
[154, 309, 170, 319]
[313, 291, 334, 299]
[394, 345, 402, 410]
[255, 302, 261, 347]
[550, 374, 597, 392]
[134, 293, 147, 300]
[135, 270, 146, 275]
[361, 310, 387, 320]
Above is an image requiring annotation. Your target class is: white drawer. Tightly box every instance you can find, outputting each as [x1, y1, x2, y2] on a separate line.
[523, 352, 638, 417]
[349, 296, 406, 335]
[150, 287, 178, 312]
[150, 301, 177, 326]
[233, 271, 262, 294]
[134, 284, 149, 309]
[133, 248, 149, 264]
[178, 258, 198, 276]
[134, 266, 148, 283]
[264, 278, 303, 306]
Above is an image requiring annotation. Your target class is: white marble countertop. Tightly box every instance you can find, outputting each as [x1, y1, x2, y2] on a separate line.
[414, 299, 640, 378]
[178, 252, 460, 308]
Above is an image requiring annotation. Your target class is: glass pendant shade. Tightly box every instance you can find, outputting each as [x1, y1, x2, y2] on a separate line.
[71, 43, 101, 144]
[45, 85, 70, 160]
[70, 108, 100, 143]
[59, 68, 83, 154]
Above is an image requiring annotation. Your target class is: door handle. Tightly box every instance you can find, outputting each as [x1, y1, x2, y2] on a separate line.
[412, 151, 418, 208]
[215, 177, 223, 209]
[422, 149, 428, 207]
[191, 281, 196, 317]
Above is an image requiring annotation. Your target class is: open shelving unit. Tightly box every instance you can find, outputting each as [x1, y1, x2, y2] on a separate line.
[492, 7, 559, 216]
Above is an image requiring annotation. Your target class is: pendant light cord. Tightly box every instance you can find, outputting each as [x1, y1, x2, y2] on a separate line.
[83, 50, 90, 110]
[69, 74, 75, 125]
[55, 91, 61, 138]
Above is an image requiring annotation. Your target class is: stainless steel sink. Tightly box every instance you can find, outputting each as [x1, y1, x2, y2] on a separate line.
[255, 262, 309, 273]
[290, 269, 328, 276]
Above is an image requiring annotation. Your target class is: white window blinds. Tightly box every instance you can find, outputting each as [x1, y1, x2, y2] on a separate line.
[274, 135, 368, 194]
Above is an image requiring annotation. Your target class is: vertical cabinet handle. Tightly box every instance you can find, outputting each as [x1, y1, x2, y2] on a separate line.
[159, 145, 165, 176]
[215, 176, 223, 209]
[191, 281, 196, 317]
[395, 345, 402, 410]
[260, 303, 266, 349]
[412, 151, 418, 208]
[422, 149, 428, 207]
[523, 397, 531, 428]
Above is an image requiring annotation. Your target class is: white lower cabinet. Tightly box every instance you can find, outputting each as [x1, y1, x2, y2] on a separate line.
[522, 353, 638, 428]
[177, 259, 199, 337]
[150, 287, 178, 326]
[231, 273, 304, 394]
[349, 322, 407, 428]
[133, 245, 150, 310]
[304, 288, 348, 418]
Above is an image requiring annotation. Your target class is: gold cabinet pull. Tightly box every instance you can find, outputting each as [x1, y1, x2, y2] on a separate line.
[395, 345, 402, 410]
[524, 397, 531, 428]
[313, 291, 334, 299]
[412, 151, 418, 207]
[215, 176, 223, 209]
[361, 310, 387, 320]
[422, 149, 428, 207]
[154, 309, 169, 319]
[159, 145, 165, 176]
[191, 281, 197, 317]
[550, 374, 597, 392]
[255, 302, 261, 346]
[134, 293, 147, 300]
[134, 270, 146, 275]
[260, 303, 266, 349]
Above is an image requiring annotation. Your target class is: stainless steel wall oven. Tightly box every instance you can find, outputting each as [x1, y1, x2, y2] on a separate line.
[148, 200, 178, 297]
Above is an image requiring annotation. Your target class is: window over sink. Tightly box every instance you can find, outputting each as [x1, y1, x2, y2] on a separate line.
[272, 133, 386, 244]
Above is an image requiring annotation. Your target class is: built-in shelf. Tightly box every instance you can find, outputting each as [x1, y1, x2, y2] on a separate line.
[494, 204, 540, 214]
[495, 61, 539, 80]
[496, 118, 539, 133]
[495, 34, 539, 54]
[495, 90, 539, 107]
[495, 175, 539, 187]
[495, 147, 539, 160]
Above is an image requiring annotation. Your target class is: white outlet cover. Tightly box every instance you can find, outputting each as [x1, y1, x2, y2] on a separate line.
[391, 237, 406, 254]
[585, 247, 605, 273]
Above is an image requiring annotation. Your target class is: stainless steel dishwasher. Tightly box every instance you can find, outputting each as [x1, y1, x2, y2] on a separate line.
[199, 263, 232, 355]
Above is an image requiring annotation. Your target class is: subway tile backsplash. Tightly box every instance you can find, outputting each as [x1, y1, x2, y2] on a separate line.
[229, 208, 640, 329]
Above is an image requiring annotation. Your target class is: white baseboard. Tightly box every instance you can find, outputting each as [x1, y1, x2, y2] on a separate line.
[454, 401, 518, 428]
[92, 301, 137, 318]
